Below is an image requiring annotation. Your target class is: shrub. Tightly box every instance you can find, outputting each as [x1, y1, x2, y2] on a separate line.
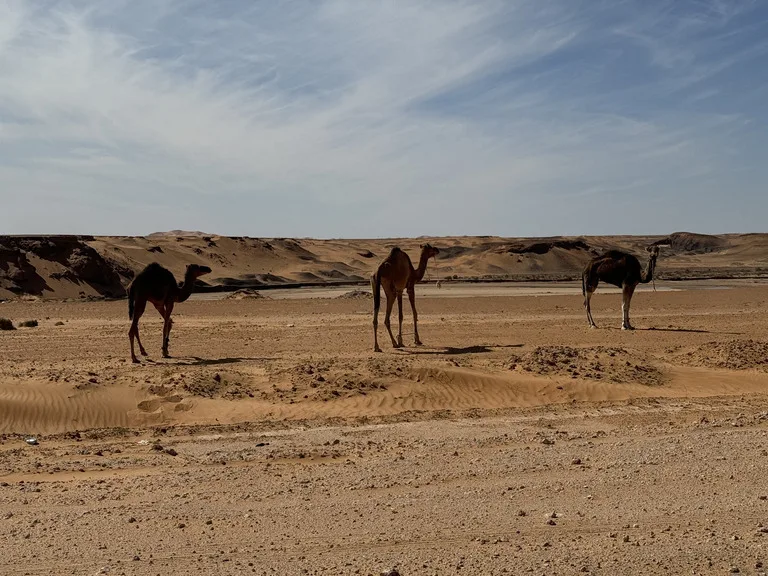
[0, 318, 15, 330]
[18, 319, 38, 328]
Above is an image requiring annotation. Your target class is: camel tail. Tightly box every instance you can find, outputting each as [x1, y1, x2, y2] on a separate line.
[128, 284, 135, 320]
[371, 271, 381, 312]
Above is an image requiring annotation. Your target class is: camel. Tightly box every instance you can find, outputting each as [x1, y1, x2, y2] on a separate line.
[371, 244, 440, 352]
[128, 262, 211, 363]
[582, 246, 660, 330]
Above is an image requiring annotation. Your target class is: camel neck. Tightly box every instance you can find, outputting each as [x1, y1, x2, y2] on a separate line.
[641, 256, 657, 284]
[176, 273, 197, 302]
[413, 252, 431, 282]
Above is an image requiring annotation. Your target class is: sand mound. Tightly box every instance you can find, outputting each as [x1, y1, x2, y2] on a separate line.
[653, 232, 727, 254]
[336, 289, 372, 300]
[504, 239, 591, 255]
[266, 358, 394, 403]
[0, 236, 129, 298]
[180, 371, 257, 399]
[678, 340, 768, 371]
[509, 346, 665, 386]
[225, 289, 269, 300]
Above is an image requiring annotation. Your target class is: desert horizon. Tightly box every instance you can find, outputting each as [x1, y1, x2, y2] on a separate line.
[3, 228, 768, 573]
[3, 230, 768, 302]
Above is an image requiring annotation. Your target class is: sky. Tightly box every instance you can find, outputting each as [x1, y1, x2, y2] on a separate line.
[0, 0, 767, 238]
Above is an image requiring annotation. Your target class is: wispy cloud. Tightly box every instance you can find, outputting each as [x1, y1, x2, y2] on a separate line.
[0, 0, 766, 237]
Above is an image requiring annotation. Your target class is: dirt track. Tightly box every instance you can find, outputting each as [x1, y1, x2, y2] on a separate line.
[2, 284, 768, 574]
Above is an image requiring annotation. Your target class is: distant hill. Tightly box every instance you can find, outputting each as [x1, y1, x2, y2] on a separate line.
[1, 232, 767, 299]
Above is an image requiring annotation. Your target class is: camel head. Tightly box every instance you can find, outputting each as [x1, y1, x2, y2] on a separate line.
[185, 263, 212, 280]
[646, 245, 661, 259]
[419, 243, 440, 259]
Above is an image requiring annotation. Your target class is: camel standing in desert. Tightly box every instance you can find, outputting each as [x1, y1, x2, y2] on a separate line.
[128, 262, 212, 363]
[371, 244, 440, 352]
[582, 246, 660, 330]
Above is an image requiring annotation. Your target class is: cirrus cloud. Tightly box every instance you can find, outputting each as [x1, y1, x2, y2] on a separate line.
[0, 0, 766, 237]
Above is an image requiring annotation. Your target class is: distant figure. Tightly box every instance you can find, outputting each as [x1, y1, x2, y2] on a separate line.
[582, 246, 660, 330]
[128, 263, 211, 363]
[371, 244, 440, 352]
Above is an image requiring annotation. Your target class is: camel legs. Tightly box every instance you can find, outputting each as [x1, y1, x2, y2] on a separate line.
[372, 277, 381, 353]
[372, 310, 381, 353]
[128, 299, 148, 363]
[621, 284, 636, 330]
[383, 287, 400, 349]
[396, 292, 404, 348]
[408, 286, 422, 345]
[163, 303, 175, 357]
[150, 302, 175, 357]
[584, 288, 597, 328]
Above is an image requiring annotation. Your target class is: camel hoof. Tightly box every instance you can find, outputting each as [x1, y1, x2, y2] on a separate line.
[140, 350, 148, 357]
[621, 325, 635, 331]
[414, 340, 423, 346]
[374, 347, 382, 353]
[589, 324, 597, 329]
[131, 358, 140, 364]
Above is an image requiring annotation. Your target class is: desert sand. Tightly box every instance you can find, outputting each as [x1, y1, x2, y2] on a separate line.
[2, 277, 768, 574]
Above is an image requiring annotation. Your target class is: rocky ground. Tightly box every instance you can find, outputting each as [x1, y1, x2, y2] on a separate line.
[1, 283, 768, 574]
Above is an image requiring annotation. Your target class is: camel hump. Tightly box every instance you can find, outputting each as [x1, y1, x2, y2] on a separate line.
[602, 249, 630, 259]
[388, 247, 402, 257]
[135, 262, 175, 285]
[138, 262, 166, 275]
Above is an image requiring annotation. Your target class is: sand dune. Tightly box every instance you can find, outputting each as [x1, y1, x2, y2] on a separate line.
[4, 358, 767, 435]
[2, 231, 768, 299]
[0, 381, 150, 434]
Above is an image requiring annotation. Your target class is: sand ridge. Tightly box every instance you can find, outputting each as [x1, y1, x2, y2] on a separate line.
[3, 231, 768, 299]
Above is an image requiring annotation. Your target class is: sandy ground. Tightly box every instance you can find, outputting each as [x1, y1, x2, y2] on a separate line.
[2, 284, 768, 574]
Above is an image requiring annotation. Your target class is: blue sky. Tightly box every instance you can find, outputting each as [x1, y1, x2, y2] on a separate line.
[0, 0, 766, 237]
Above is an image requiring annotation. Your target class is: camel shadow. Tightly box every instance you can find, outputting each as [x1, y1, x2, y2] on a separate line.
[398, 344, 524, 356]
[143, 356, 270, 366]
[643, 327, 711, 334]
[598, 326, 743, 335]
[643, 327, 744, 335]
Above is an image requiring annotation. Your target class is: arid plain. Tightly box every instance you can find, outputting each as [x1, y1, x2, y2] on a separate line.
[2, 233, 768, 575]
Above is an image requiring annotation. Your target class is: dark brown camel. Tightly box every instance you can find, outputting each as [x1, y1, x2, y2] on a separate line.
[128, 262, 211, 363]
[582, 246, 660, 330]
[371, 244, 440, 352]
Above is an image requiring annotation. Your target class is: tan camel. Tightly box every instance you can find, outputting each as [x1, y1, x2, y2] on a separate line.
[128, 262, 211, 363]
[371, 244, 440, 352]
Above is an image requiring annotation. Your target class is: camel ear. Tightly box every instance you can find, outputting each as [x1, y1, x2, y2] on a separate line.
[419, 244, 424, 249]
